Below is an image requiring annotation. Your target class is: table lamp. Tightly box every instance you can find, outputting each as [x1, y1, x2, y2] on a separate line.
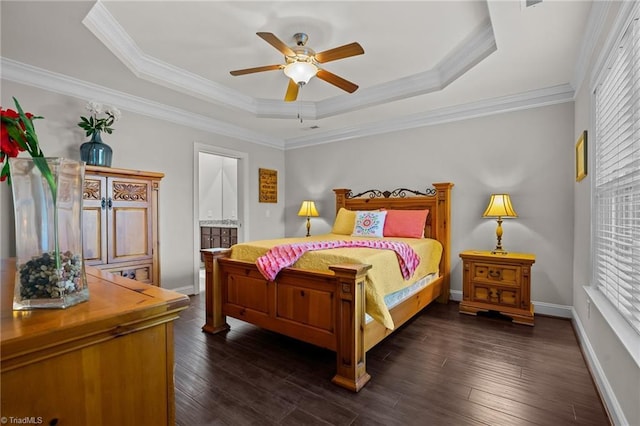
[482, 194, 518, 254]
[297, 200, 319, 237]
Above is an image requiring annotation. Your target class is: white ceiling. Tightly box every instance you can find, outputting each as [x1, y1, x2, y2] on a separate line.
[0, 1, 593, 149]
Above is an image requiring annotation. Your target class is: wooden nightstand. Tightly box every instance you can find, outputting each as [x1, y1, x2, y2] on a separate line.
[459, 250, 536, 326]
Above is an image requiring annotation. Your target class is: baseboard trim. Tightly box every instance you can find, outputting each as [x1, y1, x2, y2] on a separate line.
[172, 285, 196, 296]
[532, 301, 573, 318]
[447, 291, 572, 319]
[449, 290, 463, 302]
[571, 307, 626, 426]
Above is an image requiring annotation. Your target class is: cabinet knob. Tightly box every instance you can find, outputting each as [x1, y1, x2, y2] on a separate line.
[488, 269, 501, 279]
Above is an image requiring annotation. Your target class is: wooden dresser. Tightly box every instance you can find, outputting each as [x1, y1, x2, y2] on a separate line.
[0, 260, 189, 425]
[82, 166, 163, 285]
[459, 250, 536, 325]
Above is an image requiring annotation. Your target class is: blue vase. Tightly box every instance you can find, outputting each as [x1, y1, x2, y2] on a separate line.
[80, 131, 112, 167]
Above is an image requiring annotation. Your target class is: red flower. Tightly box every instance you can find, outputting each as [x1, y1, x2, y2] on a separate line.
[0, 99, 44, 184]
[1, 108, 19, 119]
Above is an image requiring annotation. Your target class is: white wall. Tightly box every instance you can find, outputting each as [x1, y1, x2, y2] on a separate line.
[199, 153, 223, 220]
[198, 153, 239, 221]
[285, 102, 575, 308]
[222, 157, 238, 219]
[572, 2, 639, 425]
[0, 80, 286, 293]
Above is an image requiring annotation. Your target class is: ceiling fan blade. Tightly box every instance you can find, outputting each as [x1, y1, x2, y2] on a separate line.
[316, 69, 359, 93]
[257, 32, 295, 57]
[284, 79, 299, 102]
[315, 42, 364, 63]
[230, 64, 282, 76]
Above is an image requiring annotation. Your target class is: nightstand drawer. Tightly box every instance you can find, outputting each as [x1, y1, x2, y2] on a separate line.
[472, 284, 520, 308]
[472, 263, 521, 287]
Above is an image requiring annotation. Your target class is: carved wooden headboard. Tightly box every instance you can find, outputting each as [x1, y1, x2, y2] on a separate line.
[333, 183, 454, 303]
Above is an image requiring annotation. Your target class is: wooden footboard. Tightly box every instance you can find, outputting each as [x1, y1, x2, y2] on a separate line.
[202, 249, 372, 392]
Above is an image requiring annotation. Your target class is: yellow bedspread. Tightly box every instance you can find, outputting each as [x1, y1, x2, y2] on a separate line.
[230, 233, 442, 329]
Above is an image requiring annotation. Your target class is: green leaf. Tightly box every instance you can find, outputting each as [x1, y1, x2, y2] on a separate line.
[1, 161, 10, 183]
[12, 97, 41, 156]
[5, 125, 29, 151]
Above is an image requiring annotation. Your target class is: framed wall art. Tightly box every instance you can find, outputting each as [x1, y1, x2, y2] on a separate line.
[575, 130, 587, 182]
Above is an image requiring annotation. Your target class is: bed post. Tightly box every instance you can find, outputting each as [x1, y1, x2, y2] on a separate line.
[329, 263, 372, 392]
[333, 188, 349, 213]
[201, 248, 231, 334]
[432, 182, 454, 304]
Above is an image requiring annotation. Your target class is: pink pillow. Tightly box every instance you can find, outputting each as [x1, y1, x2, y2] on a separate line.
[383, 209, 429, 238]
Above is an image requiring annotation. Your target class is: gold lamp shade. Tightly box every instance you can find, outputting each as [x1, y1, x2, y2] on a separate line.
[298, 201, 319, 237]
[483, 194, 517, 254]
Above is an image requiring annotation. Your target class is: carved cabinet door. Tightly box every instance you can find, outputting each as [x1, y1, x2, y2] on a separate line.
[82, 175, 108, 265]
[106, 177, 153, 264]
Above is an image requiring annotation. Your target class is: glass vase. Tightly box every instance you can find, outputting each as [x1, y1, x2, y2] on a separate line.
[80, 131, 112, 167]
[9, 157, 89, 309]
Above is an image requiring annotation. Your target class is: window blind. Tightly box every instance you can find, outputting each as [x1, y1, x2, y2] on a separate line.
[593, 15, 640, 335]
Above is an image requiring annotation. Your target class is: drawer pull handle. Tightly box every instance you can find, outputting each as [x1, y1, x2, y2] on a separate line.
[488, 269, 501, 278]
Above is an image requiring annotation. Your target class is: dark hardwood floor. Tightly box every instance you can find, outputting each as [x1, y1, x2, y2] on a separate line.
[174, 293, 610, 426]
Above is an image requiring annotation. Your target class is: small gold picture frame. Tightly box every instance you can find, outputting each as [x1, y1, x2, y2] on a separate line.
[575, 130, 587, 182]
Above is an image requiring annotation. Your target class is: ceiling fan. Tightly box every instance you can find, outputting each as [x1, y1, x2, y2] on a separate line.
[230, 32, 365, 102]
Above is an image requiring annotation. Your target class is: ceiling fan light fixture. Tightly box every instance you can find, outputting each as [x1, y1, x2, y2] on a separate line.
[284, 61, 317, 85]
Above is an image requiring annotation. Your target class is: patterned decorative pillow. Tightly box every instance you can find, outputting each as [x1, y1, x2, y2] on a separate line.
[351, 211, 387, 237]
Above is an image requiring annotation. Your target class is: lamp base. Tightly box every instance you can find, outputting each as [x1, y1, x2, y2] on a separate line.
[491, 249, 508, 255]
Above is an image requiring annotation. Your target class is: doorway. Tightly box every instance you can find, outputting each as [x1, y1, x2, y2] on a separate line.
[193, 143, 249, 295]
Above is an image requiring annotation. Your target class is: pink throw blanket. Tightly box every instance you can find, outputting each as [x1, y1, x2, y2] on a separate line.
[256, 240, 420, 281]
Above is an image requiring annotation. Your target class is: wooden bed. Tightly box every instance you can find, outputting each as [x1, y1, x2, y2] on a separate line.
[201, 182, 453, 392]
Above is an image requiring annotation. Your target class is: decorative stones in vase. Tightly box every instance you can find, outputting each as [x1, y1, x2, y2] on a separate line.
[80, 131, 112, 167]
[9, 157, 89, 309]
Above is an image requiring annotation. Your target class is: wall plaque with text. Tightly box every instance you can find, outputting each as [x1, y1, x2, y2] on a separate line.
[259, 168, 277, 203]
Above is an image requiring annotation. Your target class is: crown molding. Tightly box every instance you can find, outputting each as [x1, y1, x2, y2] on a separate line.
[571, 1, 610, 96]
[315, 19, 496, 119]
[285, 84, 574, 149]
[254, 98, 316, 119]
[0, 58, 284, 149]
[84, 1, 496, 121]
[1, 57, 574, 151]
[82, 1, 255, 112]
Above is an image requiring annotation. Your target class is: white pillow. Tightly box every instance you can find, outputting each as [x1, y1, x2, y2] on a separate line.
[351, 211, 387, 238]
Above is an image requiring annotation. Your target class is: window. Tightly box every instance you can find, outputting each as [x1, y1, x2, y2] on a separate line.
[593, 12, 639, 335]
